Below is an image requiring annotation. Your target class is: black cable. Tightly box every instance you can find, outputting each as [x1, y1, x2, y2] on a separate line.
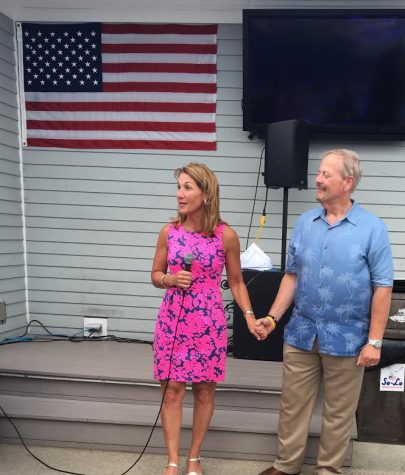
[0, 299, 186, 474]
[0, 405, 85, 475]
[118, 288, 186, 474]
[0, 335, 153, 346]
[21, 319, 54, 336]
[0, 319, 154, 347]
[220, 278, 229, 290]
[262, 186, 269, 219]
[245, 146, 265, 250]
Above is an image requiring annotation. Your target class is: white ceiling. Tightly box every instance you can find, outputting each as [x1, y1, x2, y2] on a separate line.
[1, 0, 404, 23]
[3, 0, 248, 23]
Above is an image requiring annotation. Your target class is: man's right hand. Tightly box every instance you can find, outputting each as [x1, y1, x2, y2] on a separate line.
[255, 317, 276, 339]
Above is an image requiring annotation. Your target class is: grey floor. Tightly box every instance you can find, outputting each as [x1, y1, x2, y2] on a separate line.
[0, 441, 404, 475]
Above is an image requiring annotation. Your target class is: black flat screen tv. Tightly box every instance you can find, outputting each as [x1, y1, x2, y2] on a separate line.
[243, 9, 405, 139]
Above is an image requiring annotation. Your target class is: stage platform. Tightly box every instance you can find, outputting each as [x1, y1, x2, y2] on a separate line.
[0, 340, 354, 464]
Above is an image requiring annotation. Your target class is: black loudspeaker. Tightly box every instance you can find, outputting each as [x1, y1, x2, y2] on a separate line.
[233, 270, 293, 361]
[264, 119, 309, 189]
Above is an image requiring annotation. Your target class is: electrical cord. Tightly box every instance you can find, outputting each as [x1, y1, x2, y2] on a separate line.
[21, 319, 53, 336]
[245, 146, 265, 249]
[118, 287, 186, 474]
[0, 272, 267, 473]
[0, 405, 85, 475]
[254, 186, 269, 243]
[0, 320, 153, 347]
[0, 292, 187, 474]
[220, 279, 229, 291]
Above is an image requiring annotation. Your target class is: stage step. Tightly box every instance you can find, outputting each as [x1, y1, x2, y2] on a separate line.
[0, 390, 335, 463]
[0, 341, 355, 464]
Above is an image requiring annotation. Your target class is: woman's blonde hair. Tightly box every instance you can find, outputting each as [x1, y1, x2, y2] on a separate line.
[172, 162, 224, 236]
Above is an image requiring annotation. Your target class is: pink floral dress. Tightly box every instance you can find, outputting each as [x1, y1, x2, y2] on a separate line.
[153, 223, 227, 382]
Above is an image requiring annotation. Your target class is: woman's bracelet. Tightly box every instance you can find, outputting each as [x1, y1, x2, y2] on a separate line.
[266, 314, 277, 329]
[244, 309, 254, 318]
[160, 273, 168, 288]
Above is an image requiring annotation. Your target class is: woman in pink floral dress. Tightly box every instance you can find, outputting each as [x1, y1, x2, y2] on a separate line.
[151, 163, 263, 475]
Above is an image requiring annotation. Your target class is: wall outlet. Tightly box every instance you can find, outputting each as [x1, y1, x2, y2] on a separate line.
[83, 317, 107, 337]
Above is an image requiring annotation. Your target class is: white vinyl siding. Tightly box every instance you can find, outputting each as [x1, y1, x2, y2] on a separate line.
[20, 23, 405, 341]
[0, 13, 27, 337]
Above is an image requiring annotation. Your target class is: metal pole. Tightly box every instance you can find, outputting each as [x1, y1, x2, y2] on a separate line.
[281, 187, 289, 272]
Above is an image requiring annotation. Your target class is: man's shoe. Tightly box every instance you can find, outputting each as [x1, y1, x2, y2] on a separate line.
[258, 467, 299, 475]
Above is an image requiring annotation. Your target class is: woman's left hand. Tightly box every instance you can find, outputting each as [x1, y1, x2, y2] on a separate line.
[245, 315, 268, 341]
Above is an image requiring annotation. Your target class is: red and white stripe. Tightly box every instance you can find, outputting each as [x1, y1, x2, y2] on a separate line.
[24, 23, 217, 150]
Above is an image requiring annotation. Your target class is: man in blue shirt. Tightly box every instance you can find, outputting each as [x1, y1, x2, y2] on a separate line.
[257, 149, 393, 475]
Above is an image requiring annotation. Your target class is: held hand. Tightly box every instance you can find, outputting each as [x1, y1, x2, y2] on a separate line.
[255, 317, 276, 338]
[357, 344, 381, 368]
[255, 321, 270, 340]
[173, 270, 193, 290]
[245, 316, 267, 341]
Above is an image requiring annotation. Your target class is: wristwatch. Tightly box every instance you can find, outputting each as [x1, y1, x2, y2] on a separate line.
[367, 339, 383, 349]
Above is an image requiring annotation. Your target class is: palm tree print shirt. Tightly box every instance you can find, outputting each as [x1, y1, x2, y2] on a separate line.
[284, 201, 393, 356]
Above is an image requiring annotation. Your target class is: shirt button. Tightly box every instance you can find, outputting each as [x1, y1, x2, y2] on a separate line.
[323, 246, 327, 249]
[321, 264, 324, 269]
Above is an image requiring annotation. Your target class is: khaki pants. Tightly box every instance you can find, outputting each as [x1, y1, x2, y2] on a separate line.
[273, 342, 365, 475]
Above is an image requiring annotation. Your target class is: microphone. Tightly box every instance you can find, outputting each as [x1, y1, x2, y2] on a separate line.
[183, 253, 194, 272]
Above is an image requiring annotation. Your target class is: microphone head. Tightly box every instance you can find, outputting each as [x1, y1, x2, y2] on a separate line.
[183, 253, 194, 271]
[184, 253, 194, 266]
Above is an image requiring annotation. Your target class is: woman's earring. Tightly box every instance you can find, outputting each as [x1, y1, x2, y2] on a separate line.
[203, 199, 207, 206]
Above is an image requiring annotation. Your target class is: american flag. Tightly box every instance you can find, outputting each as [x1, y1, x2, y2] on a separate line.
[19, 22, 217, 150]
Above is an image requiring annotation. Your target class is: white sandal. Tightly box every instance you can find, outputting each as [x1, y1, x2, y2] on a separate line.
[164, 462, 179, 474]
[186, 455, 202, 475]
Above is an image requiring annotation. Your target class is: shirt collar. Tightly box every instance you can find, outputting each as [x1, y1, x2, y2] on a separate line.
[313, 200, 359, 226]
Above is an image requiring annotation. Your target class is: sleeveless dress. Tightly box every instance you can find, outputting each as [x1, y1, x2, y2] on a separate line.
[153, 223, 227, 382]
